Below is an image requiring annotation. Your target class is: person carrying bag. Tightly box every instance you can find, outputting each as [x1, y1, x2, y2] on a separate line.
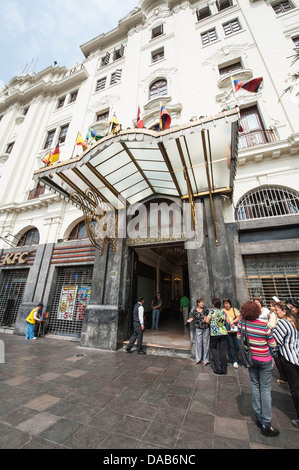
[237, 301, 279, 438]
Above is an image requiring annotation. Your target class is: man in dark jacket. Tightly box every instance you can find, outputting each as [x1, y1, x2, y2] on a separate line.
[126, 297, 146, 355]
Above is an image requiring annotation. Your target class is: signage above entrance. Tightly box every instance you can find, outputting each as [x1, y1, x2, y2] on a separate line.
[0, 251, 31, 266]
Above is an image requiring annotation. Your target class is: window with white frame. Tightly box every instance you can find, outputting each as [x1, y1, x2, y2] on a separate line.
[149, 79, 168, 100]
[6, 142, 15, 154]
[110, 69, 122, 85]
[216, 0, 233, 11]
[44, 130, 55, 149]
[69, 91, 78, 104]
[196, 6, 212, 21]
[218, 60, 243, 76]
[101, 52, 110, 67]
[96, 110, 109, 122]
[58, 124, 69, 145]
[292, 36, 299, 49]
[57, 96, 66, 109]
[223, 19, 242, 36]
[113, 45, 125, 61]
[152, 47, 165, 63]
[152, 24, 164, 39]
[96, 77, 107, 92]
[201, 28, 218, 45]
[272, 1, 295, 14]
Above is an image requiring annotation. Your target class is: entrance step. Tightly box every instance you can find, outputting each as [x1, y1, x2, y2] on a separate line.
[122, 342, 191, 359]
[0, 326, 14, 334]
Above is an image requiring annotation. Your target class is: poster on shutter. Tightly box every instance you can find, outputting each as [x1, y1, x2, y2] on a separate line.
[57, 285, 78, 320]
[75, 286, 91, 321]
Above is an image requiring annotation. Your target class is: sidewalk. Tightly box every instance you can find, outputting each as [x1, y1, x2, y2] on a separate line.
[0, 332, 298, 450]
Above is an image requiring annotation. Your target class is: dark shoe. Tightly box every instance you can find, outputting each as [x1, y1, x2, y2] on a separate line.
[261, 425, 279, 437]
[137, 350, 146, 355]
[256, 420, 262, 429]
[212, 371, 223, 376]
[125, 348, 132, 353]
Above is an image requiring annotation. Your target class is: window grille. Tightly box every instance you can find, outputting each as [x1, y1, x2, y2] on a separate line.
[149, 79, 168, 99]
[243, 253, 299, 307]
[69, 91, 78, 104]
[57, 97, 65, 109]
[219, 61, 243, 76]
[101, 52, 110, 66]
[216, 0, 233, 11]
[223, 19, 242, 36]
[196, 7, 212, 21]
[17, 228, 40, 247]
[110, 69, 122, 85]
[58, 124, 69, 144]
[236, 186, 299, 221]
[272, 1, 294, 14]
[44, 130, 55, 149]
[47, 266, 93, 337]
[96, 77, 107, 92]
[201, 29, 218, 45]
[0, 270, 28, 326]
[152, 24, 163, 39]
[152, 48, 164, 63]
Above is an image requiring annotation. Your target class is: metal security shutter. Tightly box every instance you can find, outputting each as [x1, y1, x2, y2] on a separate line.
[0, 270, 28, 326]
[48, 266, 93, 337]
[243, 253, 299, 306]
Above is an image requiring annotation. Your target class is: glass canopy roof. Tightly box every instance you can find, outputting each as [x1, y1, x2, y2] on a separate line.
[33, 109, 239, 211]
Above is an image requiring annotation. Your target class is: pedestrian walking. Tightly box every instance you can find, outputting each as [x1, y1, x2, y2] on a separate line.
[180, 294, 190, 330]
[25, 303, 43, 340]
[126, 297, 146, 355]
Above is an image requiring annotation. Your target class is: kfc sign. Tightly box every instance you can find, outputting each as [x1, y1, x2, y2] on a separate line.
[0, 252, 31, 266]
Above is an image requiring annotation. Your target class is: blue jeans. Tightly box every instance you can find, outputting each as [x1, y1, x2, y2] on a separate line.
[227, 332, 239, 363]
[152, 309, 160, 328]
[249, 360, 273, 427]
[25, 322, 35, 340]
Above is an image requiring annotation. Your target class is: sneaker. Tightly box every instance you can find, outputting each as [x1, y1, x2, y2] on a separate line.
[233, 362, 238, 368]
[261, 425, 279, 437]
[291, 419, 299, 428]
[31, 337, 37, 340]
[137, 350, 146, 355]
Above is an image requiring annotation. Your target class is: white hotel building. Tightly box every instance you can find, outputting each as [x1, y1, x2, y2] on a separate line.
[0, 0, 298, 352]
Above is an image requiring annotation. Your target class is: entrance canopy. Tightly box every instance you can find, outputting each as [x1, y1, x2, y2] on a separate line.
[33, 109, 239, 211]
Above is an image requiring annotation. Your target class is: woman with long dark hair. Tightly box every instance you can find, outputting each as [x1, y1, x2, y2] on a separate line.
[187, 298, 210, 365]
[273, 302, 299, 428]
[238, 301, 278, 437]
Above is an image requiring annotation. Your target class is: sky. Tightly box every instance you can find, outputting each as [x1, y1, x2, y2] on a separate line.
[0, 0, 139, 90]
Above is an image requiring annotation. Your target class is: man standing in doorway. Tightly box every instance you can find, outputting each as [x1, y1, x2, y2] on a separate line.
[180, 294, 190, 329]
[126, 297, 146, 355]
[151, 292, 162, 329]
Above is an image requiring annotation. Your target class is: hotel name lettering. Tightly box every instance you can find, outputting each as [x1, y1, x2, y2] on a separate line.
[0, 252, 31, 266]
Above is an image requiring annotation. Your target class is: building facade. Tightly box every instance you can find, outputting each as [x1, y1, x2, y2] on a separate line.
[0, 0, 298, 352]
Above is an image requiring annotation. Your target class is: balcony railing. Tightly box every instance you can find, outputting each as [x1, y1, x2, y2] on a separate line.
[238, 129, 277, 150]
[28, 186, 45, 200]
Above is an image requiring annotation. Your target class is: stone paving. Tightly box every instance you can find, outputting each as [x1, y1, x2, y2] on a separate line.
[0, 332, 298, 450]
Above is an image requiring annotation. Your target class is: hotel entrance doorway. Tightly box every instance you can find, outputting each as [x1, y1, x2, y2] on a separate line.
[131, 243, 191, 351]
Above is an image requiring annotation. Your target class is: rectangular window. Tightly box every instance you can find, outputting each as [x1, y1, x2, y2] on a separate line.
[219, 60, 243, 75]
[272, 1, 294, 14]
[6, 142, 15, 154]
[152, 24, 163, 39]
[58, 124, 69, 144]
[110, 69, 122, 85]
[96, 110, 109, 122]
[44, 130, 55, 149]
[201, 28, 218, 45]
[101, 52, 110, 67]
[57, 96, 66, 109]
[96, 77, 107, 92]
[113, 45, 125, 61]
[196, 6, 212, 21]
[293, 36, 299, 49]
[152, 47, 164, 63]
[223, 19, 242, 36]
[216, 0, 233, 11]
[69, 91, 78, 104]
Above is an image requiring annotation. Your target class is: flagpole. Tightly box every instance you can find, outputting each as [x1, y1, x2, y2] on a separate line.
[230, 75, 237, 107]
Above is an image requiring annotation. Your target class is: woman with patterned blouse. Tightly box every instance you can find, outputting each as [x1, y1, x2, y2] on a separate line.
[205, 297, 227, 376]
[187, 298, 210, 365]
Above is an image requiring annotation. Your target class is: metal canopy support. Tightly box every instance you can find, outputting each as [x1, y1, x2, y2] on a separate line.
[201, 130, 218, 246]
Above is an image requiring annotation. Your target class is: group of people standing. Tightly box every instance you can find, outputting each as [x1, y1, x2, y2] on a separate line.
[187, 295, 299, 437]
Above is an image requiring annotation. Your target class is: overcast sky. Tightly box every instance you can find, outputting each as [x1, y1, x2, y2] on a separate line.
[0, 0, 139, 89]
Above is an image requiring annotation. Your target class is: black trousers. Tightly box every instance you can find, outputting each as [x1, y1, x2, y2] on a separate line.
[127, 322, 143, 352]
[210, 335, 227, 374]
[280, 353, 299, 419]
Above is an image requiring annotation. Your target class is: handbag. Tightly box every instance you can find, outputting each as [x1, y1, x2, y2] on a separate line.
[225, 308, 238, 332]
[239, 320, 255, 368]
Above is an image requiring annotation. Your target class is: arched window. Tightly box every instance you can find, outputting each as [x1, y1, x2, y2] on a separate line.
[149, 79, 167, 100]
[68, 220, 96, 240]
[235, 186, 299, 220]
[17, 228, 40, 246]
